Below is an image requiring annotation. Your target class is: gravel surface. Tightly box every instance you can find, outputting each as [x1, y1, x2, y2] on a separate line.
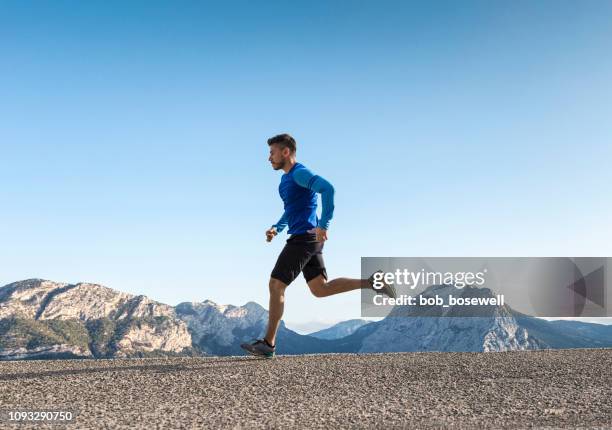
[0, 349, 610, 429]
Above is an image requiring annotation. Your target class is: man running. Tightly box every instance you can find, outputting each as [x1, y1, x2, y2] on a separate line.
[240, 133, 396, 358]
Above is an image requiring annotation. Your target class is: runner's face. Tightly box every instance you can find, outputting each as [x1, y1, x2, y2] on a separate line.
[268, 144, 289, 170]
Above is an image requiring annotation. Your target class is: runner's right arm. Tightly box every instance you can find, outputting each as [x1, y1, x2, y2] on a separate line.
[266, 211, 288, 242]
[271, 211, 288, 233]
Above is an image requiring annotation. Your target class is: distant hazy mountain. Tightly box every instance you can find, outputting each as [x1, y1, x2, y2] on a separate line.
[513, 314, 612, 349]
[308, 319, 370, 340]
[549, 320, 612, 344]
[2, 279, 611, 360]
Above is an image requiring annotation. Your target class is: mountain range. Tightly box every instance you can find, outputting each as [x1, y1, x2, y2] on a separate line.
[1, 278, 611, 360]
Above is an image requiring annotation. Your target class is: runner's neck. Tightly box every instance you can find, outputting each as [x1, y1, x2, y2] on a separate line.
[282, 159, 298, 173]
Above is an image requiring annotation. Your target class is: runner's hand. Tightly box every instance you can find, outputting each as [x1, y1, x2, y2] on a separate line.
[315, 227, 328, 242]
[266, 227, 278, 242]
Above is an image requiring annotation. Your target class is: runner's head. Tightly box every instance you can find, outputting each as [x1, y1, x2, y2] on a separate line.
[267, 133, 296, 170]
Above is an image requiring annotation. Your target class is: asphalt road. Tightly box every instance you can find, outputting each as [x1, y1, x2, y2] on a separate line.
[0, 349, 610, 429]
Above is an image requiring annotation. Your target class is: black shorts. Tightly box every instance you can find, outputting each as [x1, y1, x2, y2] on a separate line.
[271, 233, 327, 286]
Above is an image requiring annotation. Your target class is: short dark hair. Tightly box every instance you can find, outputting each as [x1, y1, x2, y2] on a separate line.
[267, 133, 297, 154]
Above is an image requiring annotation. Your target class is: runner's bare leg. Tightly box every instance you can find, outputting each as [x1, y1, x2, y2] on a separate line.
[265, 277, 287, 346]
[265, 275, 370, 345]
[307, 274, 370, 297]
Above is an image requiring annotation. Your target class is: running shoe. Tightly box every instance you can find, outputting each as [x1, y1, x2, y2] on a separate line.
[240, 339, 276, 358]
[368, 270, 397, 298]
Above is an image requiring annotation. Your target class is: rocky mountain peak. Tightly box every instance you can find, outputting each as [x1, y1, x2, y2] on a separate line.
[0, 279, 192, 360]
[362, 283, 539, 352]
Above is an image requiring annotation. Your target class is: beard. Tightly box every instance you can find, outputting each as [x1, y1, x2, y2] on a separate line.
[271, 159, 286, 170]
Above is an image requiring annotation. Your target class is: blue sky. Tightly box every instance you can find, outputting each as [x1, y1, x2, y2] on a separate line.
[2, 1, 611, 330]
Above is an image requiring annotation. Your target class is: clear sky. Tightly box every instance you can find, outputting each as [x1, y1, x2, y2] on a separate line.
[2, 1, 611, 331]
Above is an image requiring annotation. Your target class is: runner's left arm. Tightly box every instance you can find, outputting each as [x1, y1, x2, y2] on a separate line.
[293, 167, 335, 230]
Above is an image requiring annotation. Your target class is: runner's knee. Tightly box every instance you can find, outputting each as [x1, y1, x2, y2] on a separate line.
[309, 285, 327, 298]
[307, 276, 328, 298]
[269, 278, 287, 295]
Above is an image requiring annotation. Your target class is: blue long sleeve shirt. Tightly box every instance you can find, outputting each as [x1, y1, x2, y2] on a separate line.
[272, 162, 335, 234]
